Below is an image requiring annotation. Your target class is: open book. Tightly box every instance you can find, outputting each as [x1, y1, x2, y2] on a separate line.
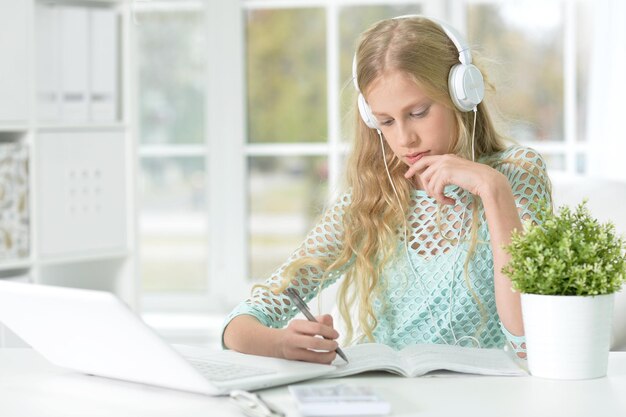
[326, 343, 527, 378]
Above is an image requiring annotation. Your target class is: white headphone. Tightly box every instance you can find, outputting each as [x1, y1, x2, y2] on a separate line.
[352, 15, 485, 130]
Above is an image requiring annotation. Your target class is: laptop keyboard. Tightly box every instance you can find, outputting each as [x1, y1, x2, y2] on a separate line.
[187, 359, 276, 382]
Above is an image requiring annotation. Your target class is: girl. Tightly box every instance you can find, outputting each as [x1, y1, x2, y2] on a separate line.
[222, 15, 551, 364]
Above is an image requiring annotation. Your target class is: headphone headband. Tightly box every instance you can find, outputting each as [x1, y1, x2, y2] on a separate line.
[392, 15, 472, 65]
[353, 14, 485, 126]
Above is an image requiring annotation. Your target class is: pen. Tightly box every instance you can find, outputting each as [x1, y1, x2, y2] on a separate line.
[284, 288, 349, 363]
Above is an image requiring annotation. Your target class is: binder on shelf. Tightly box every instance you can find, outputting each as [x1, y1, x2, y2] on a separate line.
[90, 8, 119, 123]
[0, 0, 29, 123]
[59, 6, 90, 123]
[36, 3, 61, 122]
[35, 4, 121, 126]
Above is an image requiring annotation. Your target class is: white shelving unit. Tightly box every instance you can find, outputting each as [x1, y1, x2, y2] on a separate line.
[0, 0, 136, 346]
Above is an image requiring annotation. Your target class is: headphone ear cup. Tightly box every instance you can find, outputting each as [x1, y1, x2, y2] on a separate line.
[357, 93, 379, 129]
[448, 63, 485, 112]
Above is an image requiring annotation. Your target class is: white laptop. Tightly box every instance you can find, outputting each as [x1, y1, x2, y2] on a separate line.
[0, 280, 335, 395]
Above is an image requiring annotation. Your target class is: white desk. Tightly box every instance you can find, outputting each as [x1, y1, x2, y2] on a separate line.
[1, 348, 625, 417]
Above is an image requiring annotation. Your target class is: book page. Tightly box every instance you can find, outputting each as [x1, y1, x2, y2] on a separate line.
[327, 343, 408, 378]
[399, 344, 527, 377]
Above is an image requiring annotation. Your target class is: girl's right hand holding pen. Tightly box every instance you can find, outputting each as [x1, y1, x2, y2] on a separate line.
[277, 314, 339, 364]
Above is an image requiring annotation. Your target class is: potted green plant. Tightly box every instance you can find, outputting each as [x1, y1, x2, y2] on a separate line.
[503, 200, 626, 380]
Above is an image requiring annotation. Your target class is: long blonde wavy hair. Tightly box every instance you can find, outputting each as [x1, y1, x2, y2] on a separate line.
[272, 16, 525, 344]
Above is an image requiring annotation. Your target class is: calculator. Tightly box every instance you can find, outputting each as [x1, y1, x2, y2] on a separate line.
[288, 383, 391, 416]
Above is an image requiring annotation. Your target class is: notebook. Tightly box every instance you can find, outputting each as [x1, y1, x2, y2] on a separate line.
[0, 281, 334, 396]
[326, 342, 527, 378]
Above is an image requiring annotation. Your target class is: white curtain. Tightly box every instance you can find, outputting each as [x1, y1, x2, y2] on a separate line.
[586, 0, 626, 180]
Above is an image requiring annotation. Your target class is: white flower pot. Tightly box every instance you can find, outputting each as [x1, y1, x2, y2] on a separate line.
[520, 293, 615, 380]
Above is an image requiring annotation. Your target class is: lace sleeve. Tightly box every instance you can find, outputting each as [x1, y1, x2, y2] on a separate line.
[220, 192, 351, 346]
[495, 146, 552, 227]
[494, 146, 551, 359]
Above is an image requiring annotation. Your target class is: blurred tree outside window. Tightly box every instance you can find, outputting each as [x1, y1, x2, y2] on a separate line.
[466, 1, 590, 173]
[140, 157, 207, 292]
[468, 3, 564, 143]
[248, 156, 328, 280]
[246, 8, 327, 143]
[138, 11, 206, 145]
[245, 8, 329, 281]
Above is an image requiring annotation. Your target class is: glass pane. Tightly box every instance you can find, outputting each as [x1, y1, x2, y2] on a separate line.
[468, 3, 564, 142]
[542, 153, 566, 171]
[339, 4, 423, 141]
[248, 156, 328, 281]
[246, 8, 326, 143]
[140, 157, 207, 292]
[576, 153, 586, 174]
[136, 11, 206, 144]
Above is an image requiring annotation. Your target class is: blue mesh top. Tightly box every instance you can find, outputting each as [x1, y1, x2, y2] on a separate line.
[222, 146, 551, 356]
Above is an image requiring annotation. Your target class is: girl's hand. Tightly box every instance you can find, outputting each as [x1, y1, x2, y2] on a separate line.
[276, 314, 339, 364]
[404, 154, 507, 205]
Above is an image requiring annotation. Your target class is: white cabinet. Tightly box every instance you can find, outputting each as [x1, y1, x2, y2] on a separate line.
[37, 130, 127, 256]
[0, 0, 29, 123]
[0, 0, 134, 346]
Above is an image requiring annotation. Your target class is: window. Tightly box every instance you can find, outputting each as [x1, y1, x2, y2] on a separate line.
[135, 0, 593, 314]
[135, 3, 209, 300]
[243, 2, 430, 285]
[244, 7, 329, 281]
